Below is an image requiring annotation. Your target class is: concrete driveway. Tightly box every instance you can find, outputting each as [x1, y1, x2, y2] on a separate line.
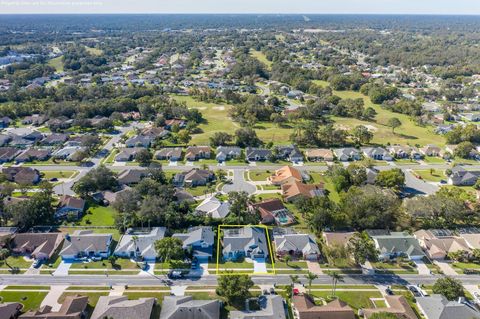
[53, 261, 73, 276]
[253, 258, 267, 274]
[404, 170, 439, 195]
[414, 260, 431, 275]
[222, 169, 256, 195]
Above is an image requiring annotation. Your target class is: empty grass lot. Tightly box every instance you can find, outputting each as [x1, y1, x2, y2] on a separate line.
[78, 204, 116, 226]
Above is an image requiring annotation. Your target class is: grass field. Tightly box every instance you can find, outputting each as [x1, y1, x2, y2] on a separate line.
[84, 46, 103, 56]
[309, 290, 382, 311]
[333, 90, 445, 147]
[41, 170, 77, 180]
[250, 49, 273, 70]
[47, 55, 64, 72]
[0, 256, 33, 269]
[312, 80, 330, 88]
[248, 170, 273, 182]
[78, 204, 116, 226]
[0, 291, 48, 312]
[413, 169, 445, 182]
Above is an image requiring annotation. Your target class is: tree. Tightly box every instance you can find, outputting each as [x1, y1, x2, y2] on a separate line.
[178, 130, 191, 144]
[216, 274, 254, 305]
[289, 275, 300, 286]
[328, 271, 343, 297]
[387, 117, 402, 134]
[304, 271, 318, 294]
[72, 165, 118, 196]
[209, 132, 233, 147]
[348, 231, 379, 265]
[216, 169, 227, 182]
[0, 248, 10, 269]
[154, 237, 185, 263]
[108, 255, 117, 268]
[454, 141, 475, 159]
[352, 125, 373, 145]
[432, 277, 464, 300]
[284, 255, 291, 266]
[375, 168, 405, 189]
[234, 128, 262, 148]
[135, 149, 152, 166]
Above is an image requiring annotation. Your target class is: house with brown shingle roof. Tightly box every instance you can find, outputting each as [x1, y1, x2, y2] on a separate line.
[360, 295, 417, 319]
[248, 198, 294, 225]
[11, 232, 64, 261]
[292, 294, 356, 319]
[0, 302, 22, 319]
[305, 149, 334, 162]
[15, 148, 51, 163]
[269, 166, 303, 186]
[414, 229, 470, 260]
[2, 167, 41, 185]
[281, 180, 325, 203]
[185, 146, 211, 161]
[322, 232, 356, 248]
[55, 195, 86, 220]
[20, 295, 88, 319]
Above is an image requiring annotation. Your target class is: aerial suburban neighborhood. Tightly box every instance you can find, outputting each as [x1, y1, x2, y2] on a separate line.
[2, 3, 480, 319]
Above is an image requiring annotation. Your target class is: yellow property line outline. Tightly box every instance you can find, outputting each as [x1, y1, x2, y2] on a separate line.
[216, 224, 276, 276]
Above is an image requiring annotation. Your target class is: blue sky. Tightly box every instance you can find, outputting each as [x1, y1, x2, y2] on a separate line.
[1, 0, 480, 14]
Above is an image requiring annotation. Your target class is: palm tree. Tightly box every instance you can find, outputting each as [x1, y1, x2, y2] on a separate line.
[0, 248, 10, 269]
[289, 274, 300, 287]
[329, 271, 343, 297]
[304, 271, 318, 294]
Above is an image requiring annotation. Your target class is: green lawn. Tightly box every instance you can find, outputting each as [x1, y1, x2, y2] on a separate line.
[248, 170, 273, 182]
[452, 262, 480, 273]
[309, 291, 382, 311]
[70, 258, 139, 270]
[47, 55, 64, 72]
[413, 169, 445, 182]
[250, 49, 273, 70]
[78, 204, 116, 226]
[0, 256, 33, 269]
[0, 291, 48, 312]
[312, 80, 330, 88]
[84, 46, 103, 56]
[41, 170, 77, 180]
[423, 156, 445, 164]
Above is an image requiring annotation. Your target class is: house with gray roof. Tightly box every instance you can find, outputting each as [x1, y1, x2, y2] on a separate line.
[216, 146, 241, 162]
[115, 147, 146, 162]
[275, 145, 304, 163]
[0, 147, 21, 163]
[117, 169, 147, 185]
[114, 227, 165, 261]
[91, 296, 156, 319]
[274, 233, 320, 261]
[370, 231, 425, 260]
[60, 230, 112, 261]
[52, 146, 85, 161]
[230, 295, 286, 319]
[222, 227, 270, 262]
[159, 296, 220, 319]
[155, 147, 183, 161]
[173, 169, 215, 187]
[41, 133, 69, 146]
[334, 148, 361, 162]
[194, 196, 230, 219]
[245, 147, 272, 162]
[172, 227, 215, 261]
[15, 148, 51, 163]
[362, 147, 393, 161]
[416, 294, 480, 319]
[448, 166, 480, 186]
[125, 135, 154, 148]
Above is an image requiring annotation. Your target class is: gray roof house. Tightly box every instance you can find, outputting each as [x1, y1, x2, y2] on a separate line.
[448, 166, 480, 186]
[362, 147, 393, 161]
[334, 148, 361, 162]
[194, 196, 230, 219]
[245, 147, 272, 162]
[125, 135, 154, 148]
[155, 147, 183, 161]
[230, 295, 286, 319]
[114, 227, 166, 261]
[115, 147, 145, 162]
[159, 296, 220, 319]
[60, 230, 112, 261]
[222, 227, 270, 262]
[276, 145, 304, 163]
[416, 294, 480, 319]
[52, 146, 85, 161]
[41, 133, 69, 146]
[172, 227, 215, 261]
[173, 169, 215, 187]
[0, 147, 21, 163]
[216, 146, 241, 162]
[91, 296, 156, 319]
[274, 233, 320, 261]
[370, 231, 425, 260]
[117, 169, 147, 185]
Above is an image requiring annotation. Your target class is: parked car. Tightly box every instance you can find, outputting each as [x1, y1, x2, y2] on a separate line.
[385, 287, 394, 295]
[168, 270, 184, 279]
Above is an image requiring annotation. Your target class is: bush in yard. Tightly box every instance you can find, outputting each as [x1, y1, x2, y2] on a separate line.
[432, 276, 464, 300]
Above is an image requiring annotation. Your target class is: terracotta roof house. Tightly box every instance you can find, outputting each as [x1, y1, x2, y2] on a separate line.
[173, 169, 215, 187]
[274, 233, 320, 261]
[305, 149, 334, 162]
[55, 195, 86, 220]
[185, 146, 211, 161]
[172, 226, 215, 261]
[60, 230, 112, 261]
[249, 198, 294, 225]
[269, 166, 303, 186]
[416, 294, 480, 319]
[281, 180, 325, 203]
[15, 148, 51, 163]
[230, 295, 286, 319]
[11, 232, 64, 261]
[154, 147, 183, 161]
[322, 232, 355, 248]
[114, 227, 166, 261]
[117, 169, 147, 185]
[20, 295, 88, 319]
[159, 296, 220, 319]
[2, 167, 41, 185]
[90, 296, 156, 319]
[422, 237, 470, 260]
[194, 196, 230, 219]
[292, 294, 356, 319]
[360, 295, 417, 319]
[222, 227, 269, 262]
[0, 302, 22, 319]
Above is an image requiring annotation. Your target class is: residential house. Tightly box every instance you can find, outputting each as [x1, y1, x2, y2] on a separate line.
[41, 133, 69, 146]
[11, 232, 64, 261]
[414, 229, 470, 260]
[0, 134, 11, 146]
[140, 126, 170, 139]
[458, 228, 480, 250]
[360, 295, 417, 319]
[230, 295, 286, 319]
[115, 147, 145, 162]
[20, 295, 88, 319]
[0, 147, 21, 163]
[2, 167, 41, 185]
[0, 227, 17, 248]
[15, 148, 51, 163]
[222, 227, 269, 261]
[416, 294, 480, 319]
[117, 169, 147, 185]
[55, 195, 86, 220]
[322, 232, 355, 248]
[172, 226, 215, 261]
[281, 180, 324, 203]
[448, 166, 480, 186]
[114, 227, 166, 261]
[185, 146, 211, 161]
[292, 294, 355, 319]
[173, 169, 215, 187]
[366, 168, 379, 184]
[248, 198, 294, 225]
[125, 135, 154, 148]
[0, 116, 12, 128]
[52, 146, 85, 161]
[60, 230, 112, 261]
[305, 149, 334, 162]
[334, 148, 361, 162]
[8, 135, 34, 148]
[0, 302, 22, 319]
[245, 147, 272, 162]
[269, 166, 303, 186]
[276, 145, 304, 163]
[460, 113, 480, 122]
[369, 231, 425, 260]
[421, 144, 442, 157]
[274, 233, 320, 261]
[159, 296, 220, 319]
[362, 147, 393, 161]
[194, 196, 230, 219]
[154, 147, 183, 161]
[22, 114, 47, 126]
[8, 128, 43, 142]
[216, 146, 241, 162]
[388, 145, 422, 159]
[90, 296, 156, 319]
[164, 119, 186, 130]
